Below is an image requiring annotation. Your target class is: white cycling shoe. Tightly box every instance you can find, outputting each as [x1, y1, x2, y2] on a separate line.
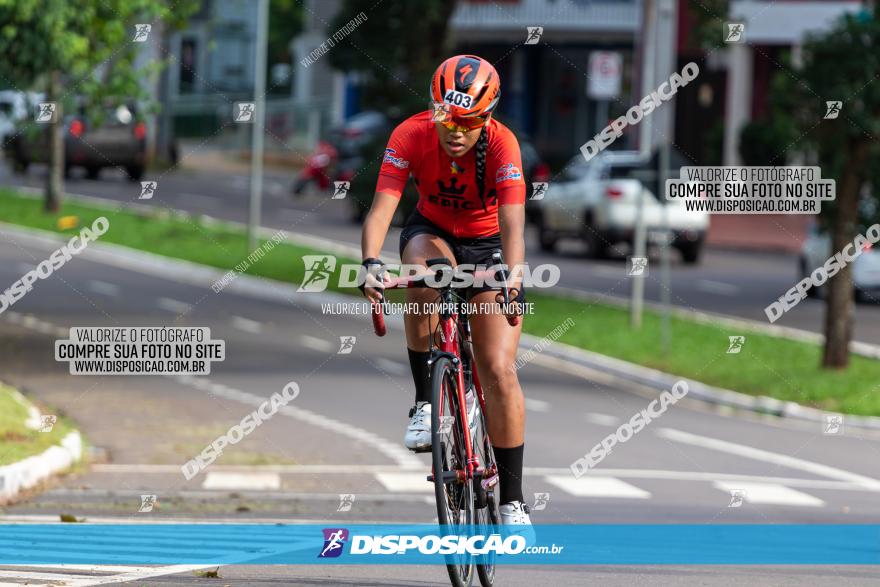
[499, 501, 535, 543]
[404, 401, 432, 452]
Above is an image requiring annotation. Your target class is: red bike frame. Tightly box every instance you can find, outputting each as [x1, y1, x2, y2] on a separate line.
[370, 268, 519, 483]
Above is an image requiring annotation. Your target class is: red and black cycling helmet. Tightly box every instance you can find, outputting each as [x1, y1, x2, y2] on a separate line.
[430, 55, 500, 119]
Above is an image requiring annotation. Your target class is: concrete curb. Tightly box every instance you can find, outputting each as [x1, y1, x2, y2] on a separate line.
[519, 331, 880, 431]
[2, 216, 879, 432]
[0, 388, 83, 504]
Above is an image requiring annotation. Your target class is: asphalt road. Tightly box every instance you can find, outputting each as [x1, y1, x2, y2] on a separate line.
[0, 226, 879, 585]
[3, 161, 880, 344]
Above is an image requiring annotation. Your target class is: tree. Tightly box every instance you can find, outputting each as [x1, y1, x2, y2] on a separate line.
[793, 9, 880, 368]
[326, 0, 456, 118]
[696, 5, 880, 369]
[0, 0, 198, 212]
[267, 0, 304, 95]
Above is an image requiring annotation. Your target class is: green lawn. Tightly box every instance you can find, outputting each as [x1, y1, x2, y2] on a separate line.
[2, 188, 878, 416]
[0, 383, 75, 466]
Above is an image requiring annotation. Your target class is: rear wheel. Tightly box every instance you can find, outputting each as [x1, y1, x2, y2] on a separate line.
[537, 213, 557, 252]
[85, 166, 100, 180]
[11, 158, 29, 175]
[431, 355, 476, 587]
[801, 258, 821, 298]
[126, 165, 144, 181]
[584, 225, 608, 259]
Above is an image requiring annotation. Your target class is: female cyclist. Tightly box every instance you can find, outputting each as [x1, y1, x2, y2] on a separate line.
[360, 55, 531, 527]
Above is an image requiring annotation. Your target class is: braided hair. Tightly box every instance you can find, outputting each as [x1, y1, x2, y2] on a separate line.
[474, 127, 489, 212]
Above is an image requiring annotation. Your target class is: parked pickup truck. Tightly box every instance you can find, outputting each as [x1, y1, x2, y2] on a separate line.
[534, 150, 709, 264]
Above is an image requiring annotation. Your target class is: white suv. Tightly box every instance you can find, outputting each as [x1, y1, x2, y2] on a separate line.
[535, 151, 709, 264]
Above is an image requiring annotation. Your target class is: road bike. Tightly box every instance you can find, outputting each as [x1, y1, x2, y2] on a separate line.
[371, 252, 520, 587]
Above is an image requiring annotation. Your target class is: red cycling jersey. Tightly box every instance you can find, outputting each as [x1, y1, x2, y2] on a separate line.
[375, 111, 526, 238]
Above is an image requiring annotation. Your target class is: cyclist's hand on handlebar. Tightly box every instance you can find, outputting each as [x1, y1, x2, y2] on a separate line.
[495, 285, 525, 326]
[359, 258, 387, 304]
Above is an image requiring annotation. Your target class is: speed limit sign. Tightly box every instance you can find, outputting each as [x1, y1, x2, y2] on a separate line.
[587, 52, 623, 100]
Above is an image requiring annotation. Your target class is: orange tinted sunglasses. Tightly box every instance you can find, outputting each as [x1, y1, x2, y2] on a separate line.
[431, 102, 490, 132]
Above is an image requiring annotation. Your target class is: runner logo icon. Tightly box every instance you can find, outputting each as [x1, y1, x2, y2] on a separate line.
[319, 528, 349, 558]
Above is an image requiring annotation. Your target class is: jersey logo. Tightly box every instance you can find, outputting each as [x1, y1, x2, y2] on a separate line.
[495, 162, 522, 184]
[459, 64, 473, 84]
[382, 148, 409, 169]
[428, 177, 471, 209]
[450, 161, 464, 174]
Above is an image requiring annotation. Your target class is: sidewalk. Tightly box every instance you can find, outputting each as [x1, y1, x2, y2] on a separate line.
[178, 141, 308, 177]
[706, 214, 810, 253]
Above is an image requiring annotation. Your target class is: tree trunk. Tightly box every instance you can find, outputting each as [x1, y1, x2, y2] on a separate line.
[822, 138, 869, 368]
[45, 70, 64, 213]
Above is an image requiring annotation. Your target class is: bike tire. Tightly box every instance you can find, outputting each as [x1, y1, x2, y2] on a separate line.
[474, 404, 499, 587]
[431, 355, 476, 587]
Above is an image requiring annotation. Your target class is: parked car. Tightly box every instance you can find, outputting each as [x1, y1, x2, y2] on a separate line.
[0, 90, 30, 144]
[534, 150, 709, 263]
[799, 225, 880, 301]
[325, 110, 391, 159]
[5, 102, 147, 180]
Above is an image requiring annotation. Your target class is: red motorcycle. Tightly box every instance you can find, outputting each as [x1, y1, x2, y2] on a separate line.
[291, 140, 338, 196]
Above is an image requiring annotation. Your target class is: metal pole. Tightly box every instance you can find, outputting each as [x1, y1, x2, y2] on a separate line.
[248, 0, 269, 251]
[631, 0, 655, 329]
[595, 100, 609, 136]
[658, 0, 676, 354]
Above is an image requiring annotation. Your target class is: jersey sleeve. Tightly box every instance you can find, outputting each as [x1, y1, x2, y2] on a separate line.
[375, 120, 417, 199]
[488, 128, 526, 206]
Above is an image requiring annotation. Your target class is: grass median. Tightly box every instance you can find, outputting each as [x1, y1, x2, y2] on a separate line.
[1, 187, 878, 416]
[0, 383, 75, 466]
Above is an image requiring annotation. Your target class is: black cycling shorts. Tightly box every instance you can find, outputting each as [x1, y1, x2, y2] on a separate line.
[399, 208, 506, 300]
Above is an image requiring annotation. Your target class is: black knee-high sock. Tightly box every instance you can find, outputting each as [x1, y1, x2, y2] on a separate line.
[407, 348, 431, 404]
[494, 444, 524, 505]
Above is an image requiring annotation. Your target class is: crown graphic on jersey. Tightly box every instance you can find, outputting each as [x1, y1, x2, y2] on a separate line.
[436, 177, 467, 197]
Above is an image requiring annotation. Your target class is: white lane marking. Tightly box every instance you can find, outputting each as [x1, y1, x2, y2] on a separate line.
[585, 412, 620, 426]
[175, 376, 422, 469]
[374, 472, 433, 493]
[0, 566, 216, 587]
[202, 472, 280, 491]
[524, 398, 550, 412]
[300, 335, 333, 352]
[657, 428, 880, 489]
[268, 182, 284, 196]
[84, 463, 880, 492]
[713, 481, 825, 507]
[590, 265, 624, 278]
[230, 315, 262, 334]
[373, 358, 408, 376]
[544, 475, 651, 499]
[87, 280, 120, 297]
[696, 279, 740, 296]
[180, 193, 217, 207]
[156, 297, 192, 314]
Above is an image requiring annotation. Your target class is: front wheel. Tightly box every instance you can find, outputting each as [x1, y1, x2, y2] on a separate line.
[431, 355, 476, 587]
[473, 405, 499, 587]
[678, 241, 702, 264]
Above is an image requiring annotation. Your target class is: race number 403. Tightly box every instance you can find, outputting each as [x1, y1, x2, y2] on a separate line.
[444, 89, 473, 109]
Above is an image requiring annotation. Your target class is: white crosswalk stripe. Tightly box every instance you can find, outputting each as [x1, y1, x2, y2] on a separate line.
[202, 471, 281, 490]
[374, 472, 433, 493]
[544, 475, 651, 499]
[713, 481, 825, 507]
